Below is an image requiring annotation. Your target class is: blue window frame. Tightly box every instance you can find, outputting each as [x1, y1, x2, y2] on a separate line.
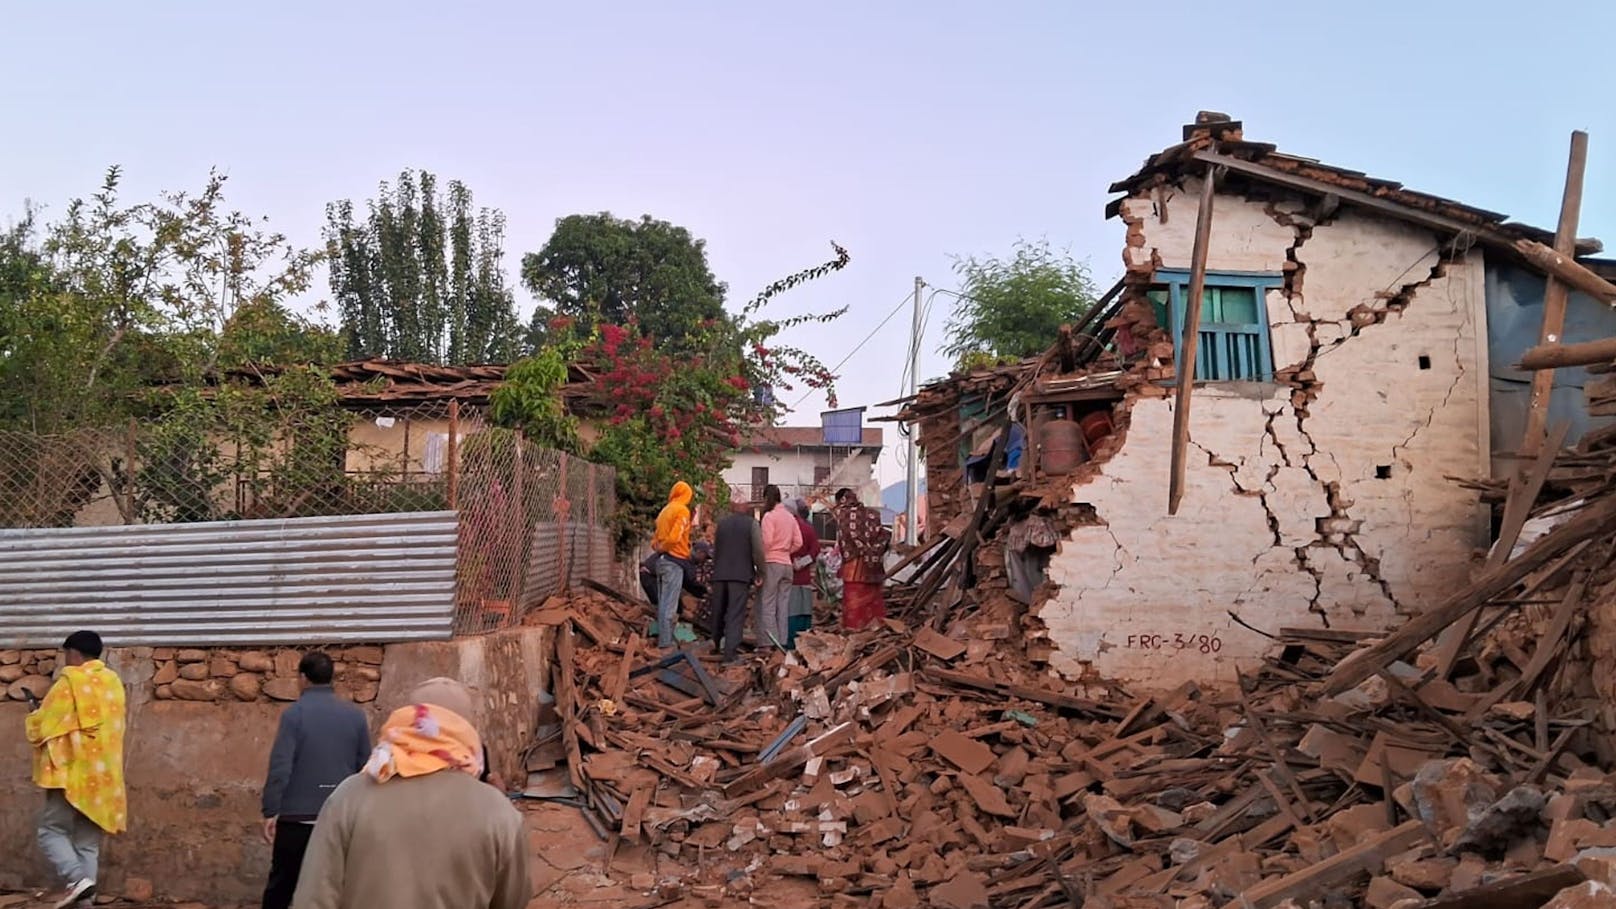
[958, 394, 989, 463]
[1149, 270, 1282, 382]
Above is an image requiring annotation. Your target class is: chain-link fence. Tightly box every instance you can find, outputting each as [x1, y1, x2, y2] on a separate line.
[0, 402, 622, 636]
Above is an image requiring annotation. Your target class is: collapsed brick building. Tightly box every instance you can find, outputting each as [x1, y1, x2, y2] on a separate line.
[899, 113, 1616, 689]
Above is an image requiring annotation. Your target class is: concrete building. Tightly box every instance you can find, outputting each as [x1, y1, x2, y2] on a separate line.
[901, 113, 1616, 689]
[723, 426, 884, 509]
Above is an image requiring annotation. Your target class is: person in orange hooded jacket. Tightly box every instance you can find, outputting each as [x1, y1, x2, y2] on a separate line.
[650, 481, 694, 648]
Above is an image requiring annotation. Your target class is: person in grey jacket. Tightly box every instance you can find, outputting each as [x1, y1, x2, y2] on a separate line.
[260, 652, 371, 909]
[708, 501, 767, 663]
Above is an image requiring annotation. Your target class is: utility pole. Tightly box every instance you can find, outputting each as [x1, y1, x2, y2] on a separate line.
[904, 276, 924, 545]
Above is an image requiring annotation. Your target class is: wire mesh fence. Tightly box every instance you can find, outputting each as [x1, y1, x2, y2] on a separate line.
[0, 402, 622, 636]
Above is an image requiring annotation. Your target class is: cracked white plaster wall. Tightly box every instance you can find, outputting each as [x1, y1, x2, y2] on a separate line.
[1040, 190, 1488, 689]
[1147, 177, 1294, 273]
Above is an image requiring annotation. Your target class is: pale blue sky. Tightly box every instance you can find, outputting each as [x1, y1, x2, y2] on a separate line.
[4, 2, 1614, 484]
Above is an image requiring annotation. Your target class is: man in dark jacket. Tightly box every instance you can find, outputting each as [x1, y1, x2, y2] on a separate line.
[639, 542, 712, 609]
[708, 502, 766, 663]
[260, 651, 371, 909]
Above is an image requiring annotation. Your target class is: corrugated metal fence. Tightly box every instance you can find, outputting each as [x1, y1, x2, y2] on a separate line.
[519, 522, 617, 611]
[0, 512, 458, 648]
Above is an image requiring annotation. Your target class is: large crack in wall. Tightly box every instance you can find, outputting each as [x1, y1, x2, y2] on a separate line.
[1267, 201, 1462, 620]
[1172, 197, 1464, 625]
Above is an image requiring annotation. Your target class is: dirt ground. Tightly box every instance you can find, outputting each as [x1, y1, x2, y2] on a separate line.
[2, 800, 817, 909]
[520, 800, 822, 909]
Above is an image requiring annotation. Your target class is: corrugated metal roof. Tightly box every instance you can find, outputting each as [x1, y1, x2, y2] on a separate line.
[0, 512, 458, 647]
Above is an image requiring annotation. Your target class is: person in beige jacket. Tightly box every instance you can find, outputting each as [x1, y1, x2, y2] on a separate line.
[291, 678, 531, 909]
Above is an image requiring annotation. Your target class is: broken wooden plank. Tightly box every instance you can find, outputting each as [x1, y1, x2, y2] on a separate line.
[620, 785, 651, 839]
[606, 632, 640, 703]
[1467, 571, 1590, 721]
[925, 667, 1121, 718]
[1411, 864, 1585, 909]
[725, 722, 855, 795]
[1168, 160, 1218, 516]
[558, 620, 585, 793]
[883, 532, 946, 578]
[1433, 420, 1571, 677]
[1519, 335, 1616, 370]
[1513, 237, 1616, 303]
[1234, 819, 1427, 909]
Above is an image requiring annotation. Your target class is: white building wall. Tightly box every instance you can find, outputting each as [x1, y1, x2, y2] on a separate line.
[722, 449, 879, 500]
[1040, 181, 1491, 689]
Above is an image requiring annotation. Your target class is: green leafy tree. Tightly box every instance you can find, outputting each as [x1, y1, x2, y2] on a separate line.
[326, 170, 520, 364]
[0, 168, 324, 432]
[941, 238, 1099, 367]
[520, 213, 728, 352]
[0, 168, 356, 526]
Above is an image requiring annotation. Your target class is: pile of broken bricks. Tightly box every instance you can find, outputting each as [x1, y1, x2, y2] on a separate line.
[518, 438, 1616, 909]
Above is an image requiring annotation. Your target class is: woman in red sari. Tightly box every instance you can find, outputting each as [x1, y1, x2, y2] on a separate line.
[832, 488, 890, 630]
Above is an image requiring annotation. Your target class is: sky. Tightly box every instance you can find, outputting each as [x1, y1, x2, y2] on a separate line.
[4, 1, 1615, 488]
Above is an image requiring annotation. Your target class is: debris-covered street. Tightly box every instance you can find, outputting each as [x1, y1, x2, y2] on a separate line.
[7, 7, 1616, 909]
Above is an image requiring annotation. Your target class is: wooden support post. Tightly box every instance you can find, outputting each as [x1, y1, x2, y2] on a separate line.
[1168, 163, 1219, 515]
[447, 399, 460, 510]
[1521, 131, 1590, 461]
[1234, 820, 1428, 909]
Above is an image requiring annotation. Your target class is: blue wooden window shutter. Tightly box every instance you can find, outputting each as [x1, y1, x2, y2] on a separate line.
[1157, 269, 1281, 382]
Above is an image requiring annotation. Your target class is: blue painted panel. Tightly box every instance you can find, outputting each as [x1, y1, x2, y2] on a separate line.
[1484, 261, 1616, 475]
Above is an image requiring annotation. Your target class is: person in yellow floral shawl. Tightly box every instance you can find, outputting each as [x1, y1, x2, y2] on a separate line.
[25, 630, 126, 909]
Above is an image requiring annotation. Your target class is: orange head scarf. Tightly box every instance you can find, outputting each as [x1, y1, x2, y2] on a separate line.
[364, 679, 483, 783]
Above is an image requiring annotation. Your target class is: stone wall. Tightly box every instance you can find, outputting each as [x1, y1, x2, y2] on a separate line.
[1, 648, 58, 702]
[0, 625, 552, 902]
[5, 645, 386, 705]
[149, 645, 383, 704]
[1039, 179, 1491, 688]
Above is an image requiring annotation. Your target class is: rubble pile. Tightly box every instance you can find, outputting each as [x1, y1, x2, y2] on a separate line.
[526, 432, 1616, 909]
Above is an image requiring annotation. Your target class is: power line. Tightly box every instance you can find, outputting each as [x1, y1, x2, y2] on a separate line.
[788, 288, 916, 411]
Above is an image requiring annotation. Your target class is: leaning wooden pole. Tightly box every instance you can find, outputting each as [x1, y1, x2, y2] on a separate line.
[1167, 164, 1219, 515]
[1431, 131, 1587, 678]
[1520, 131, 1589, 461]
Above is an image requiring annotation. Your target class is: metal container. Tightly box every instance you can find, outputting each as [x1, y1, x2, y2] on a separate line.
[1039, 419, 1088, 476]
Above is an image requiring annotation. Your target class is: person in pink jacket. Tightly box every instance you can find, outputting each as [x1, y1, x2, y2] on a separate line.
[756, 484, 802, 649]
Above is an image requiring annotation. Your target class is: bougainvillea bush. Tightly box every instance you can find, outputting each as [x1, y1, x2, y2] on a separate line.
[492, 244, 848, 550]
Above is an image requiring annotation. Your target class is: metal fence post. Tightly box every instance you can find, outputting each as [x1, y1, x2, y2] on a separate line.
[556, 452, 571, 595]
[447, 399, 460, 510]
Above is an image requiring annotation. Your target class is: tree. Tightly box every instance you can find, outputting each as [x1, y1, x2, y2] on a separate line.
[0, 169, 354, 526]
[326, 170, 520, 364]
[497, 243, 849, 550]
[0, 168, 325, 432]
[941, 238, 1099, 367]
[520, 213, 727, 352]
